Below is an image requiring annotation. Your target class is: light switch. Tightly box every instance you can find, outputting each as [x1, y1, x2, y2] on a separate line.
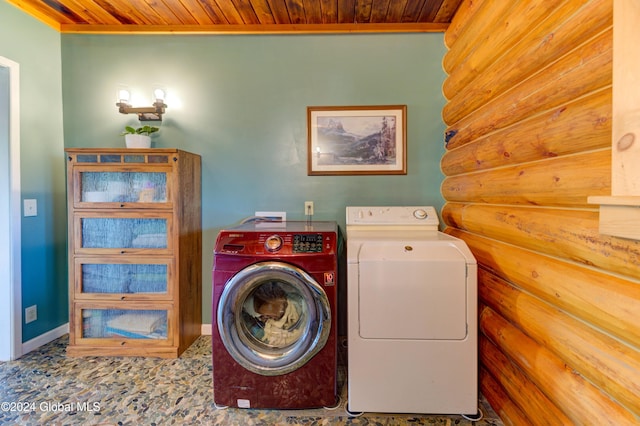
[24, 199, 37, 217]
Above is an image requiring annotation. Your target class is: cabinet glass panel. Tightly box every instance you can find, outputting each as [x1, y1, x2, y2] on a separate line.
[80, 171, 167, 203]
[81, 263, 168, 294]
[81, 218, 167, 249]
[82, 309, 168, 340]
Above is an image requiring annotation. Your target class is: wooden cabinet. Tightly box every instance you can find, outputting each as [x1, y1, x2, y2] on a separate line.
[65, 148, 202, 358]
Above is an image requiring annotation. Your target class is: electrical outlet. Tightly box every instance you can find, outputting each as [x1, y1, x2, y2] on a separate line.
[304, 201, 314, 216]
[24, 199, 37, 217]
[25, 305, 37, 323]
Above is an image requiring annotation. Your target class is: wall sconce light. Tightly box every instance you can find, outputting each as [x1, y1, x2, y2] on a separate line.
[116, 88, 167, 121]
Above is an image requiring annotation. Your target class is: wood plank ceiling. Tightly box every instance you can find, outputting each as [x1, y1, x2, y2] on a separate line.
[7, 0, 462, 34]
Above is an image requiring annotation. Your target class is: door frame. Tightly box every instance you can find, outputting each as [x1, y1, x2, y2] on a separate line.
[0, 56, 22, 361]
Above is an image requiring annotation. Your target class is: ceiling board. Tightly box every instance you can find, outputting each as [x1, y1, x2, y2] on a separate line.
[7, 0, 462, 33]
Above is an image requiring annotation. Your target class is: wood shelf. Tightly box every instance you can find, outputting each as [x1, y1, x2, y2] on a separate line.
[588, 196, 640, 240]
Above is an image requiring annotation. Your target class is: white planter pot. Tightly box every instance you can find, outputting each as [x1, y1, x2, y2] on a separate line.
[125, 134, 152, 148]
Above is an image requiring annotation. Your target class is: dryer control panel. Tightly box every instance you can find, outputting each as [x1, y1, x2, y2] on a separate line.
[346, 206, 439, 228]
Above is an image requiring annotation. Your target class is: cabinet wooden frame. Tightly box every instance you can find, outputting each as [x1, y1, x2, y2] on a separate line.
[71, 302, 175, 348]
[72, 211, 175, 255]
[73, 257, 175, 301]
[65, 148, 202, 358]
[69, 163, 175, 209]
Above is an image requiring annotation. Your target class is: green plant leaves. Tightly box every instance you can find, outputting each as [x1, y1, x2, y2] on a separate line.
[121, 125, 159, 136]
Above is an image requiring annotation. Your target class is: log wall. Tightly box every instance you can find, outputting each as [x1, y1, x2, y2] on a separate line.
[441, 0, 640, 424]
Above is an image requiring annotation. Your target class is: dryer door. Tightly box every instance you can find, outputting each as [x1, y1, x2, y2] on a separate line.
[358, 241, 468, 340]
[217, 261, 331, 376]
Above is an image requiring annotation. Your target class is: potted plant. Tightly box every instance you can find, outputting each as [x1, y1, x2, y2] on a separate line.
[121, 125, 159, 148]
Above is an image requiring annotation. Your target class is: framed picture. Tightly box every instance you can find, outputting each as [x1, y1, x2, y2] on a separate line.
[307, 105, 407, 175]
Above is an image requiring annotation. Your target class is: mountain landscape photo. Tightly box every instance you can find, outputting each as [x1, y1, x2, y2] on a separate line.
[314, 115, 397, 166]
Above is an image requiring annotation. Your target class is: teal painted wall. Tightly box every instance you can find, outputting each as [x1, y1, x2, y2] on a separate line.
[0, 3, 68, 341]
[61, 32, 448, 323]
[61, 33, 447, 323]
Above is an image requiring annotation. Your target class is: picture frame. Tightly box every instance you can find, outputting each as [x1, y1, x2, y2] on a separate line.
[307, 105, 407, 175]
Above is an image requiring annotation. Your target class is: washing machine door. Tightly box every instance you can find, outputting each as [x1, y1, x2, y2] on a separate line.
[217, 261, 331, 376]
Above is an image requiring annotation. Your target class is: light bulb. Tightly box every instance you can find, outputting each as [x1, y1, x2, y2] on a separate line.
[153, 88, 165, 102]
[118, 89, 130, 103]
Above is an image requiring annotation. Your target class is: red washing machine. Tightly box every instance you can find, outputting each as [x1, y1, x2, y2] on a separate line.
[212, 221, 339, 409]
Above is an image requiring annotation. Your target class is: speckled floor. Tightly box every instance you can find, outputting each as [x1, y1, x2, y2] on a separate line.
[0, 335, 503, 425]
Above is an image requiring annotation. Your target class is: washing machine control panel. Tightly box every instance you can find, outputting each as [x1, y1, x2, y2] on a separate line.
[292, 233, 324, 253]
[262, 233, 327, 253]
[264, 235, 283, 252]
[264, 234, 323, 253]
[215, 222, 337, 256]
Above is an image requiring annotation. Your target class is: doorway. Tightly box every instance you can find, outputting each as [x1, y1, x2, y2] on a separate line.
[0, 56, 22, 361]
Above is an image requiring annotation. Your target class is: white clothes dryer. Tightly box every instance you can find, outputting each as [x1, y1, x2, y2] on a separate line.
[346, 206, 477, 415]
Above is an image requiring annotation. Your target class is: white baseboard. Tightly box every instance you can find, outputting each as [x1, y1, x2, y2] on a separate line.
[22, 323, 69, 356]
[201, 323, 212, 335]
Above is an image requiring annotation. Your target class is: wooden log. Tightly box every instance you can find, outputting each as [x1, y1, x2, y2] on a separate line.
[480, 367, 532, 426]
[443, 0, 576, 101]
[480, 337, 571, 425]
[443, 0, 487, 48]
[441, 202, 640, 280]
[480, 269, 640, 415]
[443, 0, 611, 119]
[441, 149, 611, 208]
[443, 227, 640, 350]
[445, 29, 612, 149]
[480, 305, 638, 424]
[442, 0, 516, 74]
[442, 88, 612, 175]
